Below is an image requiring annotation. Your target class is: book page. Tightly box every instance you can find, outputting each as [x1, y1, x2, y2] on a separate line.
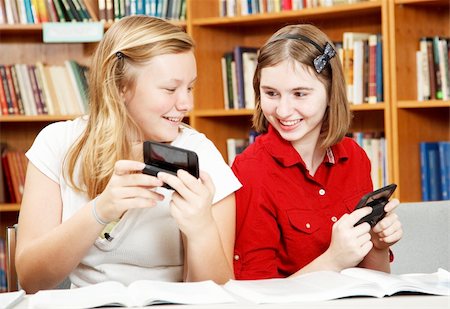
[341, 267, 450, 296]
[224, 271, 384, 303]
[29, 281, 129, 309]
[0, 290, 25, 309]
[128, 280, 236, 306]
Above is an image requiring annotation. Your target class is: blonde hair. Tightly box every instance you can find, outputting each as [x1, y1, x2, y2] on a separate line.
[65, 16, 194, 198]
[252, 24, 350, 149]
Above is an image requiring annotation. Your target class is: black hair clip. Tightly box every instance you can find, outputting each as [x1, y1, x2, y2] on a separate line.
[313, 42, 336, 73]
[116, 51, 124, 60]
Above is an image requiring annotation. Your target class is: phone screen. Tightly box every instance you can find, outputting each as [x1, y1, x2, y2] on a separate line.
[150, 143, 189, 170]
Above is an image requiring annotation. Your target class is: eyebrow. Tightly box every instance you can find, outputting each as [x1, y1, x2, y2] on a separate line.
[166, 77, 197, 84]
[260, 85, 313, 91]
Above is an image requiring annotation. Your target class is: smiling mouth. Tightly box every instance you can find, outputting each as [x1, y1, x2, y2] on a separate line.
[163, 116, 183, 122]
[279, 119, 302, 126]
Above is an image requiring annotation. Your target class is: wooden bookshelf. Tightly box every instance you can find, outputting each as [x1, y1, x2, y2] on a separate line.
[188, 0, 393, 184]
[388, 0, 450, 202]
[1, 0, 448, 239]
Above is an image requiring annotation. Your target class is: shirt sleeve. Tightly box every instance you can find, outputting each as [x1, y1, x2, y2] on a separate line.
[185, 133, 241, 204]
[25, 122, 68, 184]
[232, 155, 283, 279]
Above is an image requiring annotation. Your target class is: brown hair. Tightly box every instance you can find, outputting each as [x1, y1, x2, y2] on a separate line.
[64, 16, 194, 198]
[252, 24, 350, 149]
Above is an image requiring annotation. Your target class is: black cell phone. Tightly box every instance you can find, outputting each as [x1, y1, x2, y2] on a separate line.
[354, 184, 397, 227]
[142, 141, 199, 190]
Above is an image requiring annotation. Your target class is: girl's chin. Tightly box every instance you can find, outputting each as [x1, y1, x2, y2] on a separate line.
[143, 130, 179, 143]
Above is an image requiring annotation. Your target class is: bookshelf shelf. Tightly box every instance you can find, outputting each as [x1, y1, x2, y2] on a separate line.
[0, 204, 20, 212]
[350, 104, 386, 111]
[397, 101, 450, 108]
[192, 1, 381, 24]
[0, 115, 82, 122]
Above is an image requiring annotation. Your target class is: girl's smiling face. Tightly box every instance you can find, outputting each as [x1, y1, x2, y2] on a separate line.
[124, 51, 197, 142]
[260, 59, 328, 148]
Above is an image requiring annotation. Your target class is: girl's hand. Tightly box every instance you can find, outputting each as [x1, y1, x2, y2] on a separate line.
[157, 170, 216, 238]
[325, 207, 374, 271]
[371, 198, 403, 249]
[95, 160, 165, 223]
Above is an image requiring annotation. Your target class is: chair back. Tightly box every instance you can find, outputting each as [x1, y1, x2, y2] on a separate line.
[390, 201, 450, 274]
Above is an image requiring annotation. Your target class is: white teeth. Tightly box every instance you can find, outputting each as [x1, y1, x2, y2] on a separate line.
[279, 119, 301, 126]
[164, 117, 182, 122]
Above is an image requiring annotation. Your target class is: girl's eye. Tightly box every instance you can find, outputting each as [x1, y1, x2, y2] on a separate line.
[294, 91, 306, 97]
[165, 88, 176, 93]
[265, 90, 278, 97]
[188, 86, 194, 93]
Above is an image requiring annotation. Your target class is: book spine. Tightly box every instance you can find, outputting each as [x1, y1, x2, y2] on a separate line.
[438, 142, 450, 200]
[426, 38, 436, 100]
[427, 142, 441, 201]
[419, 142, 430, 201]
[432, 36, 442, 100]
[375, 34, 383, 102]
[221, 56, 230, 110]
[233, 46, 246, 109]
[60, 0, 77, 21]
[438, 38, 449, 100]
[0, 69, 8, 115]
[23, 0, 35, 23]
[419, 37, 431, 100]
[0, 65, 14, 115]
[224, 52, 235, 110]
[367, 35, 377, 103]
[1, 151, 16, 203]
[66, 0, 82, 21]
[32, 64, 49, 114]
[51, 0, 66, 21]
[27, 64, 43, 115]
[4, 65, 19, 114]
[9, 65, 25, 115]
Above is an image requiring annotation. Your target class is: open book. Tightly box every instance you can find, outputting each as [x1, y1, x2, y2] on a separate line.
[224, 268, 450, 303]
[29, 280, 236, 309]
[0, 290, 25, 309]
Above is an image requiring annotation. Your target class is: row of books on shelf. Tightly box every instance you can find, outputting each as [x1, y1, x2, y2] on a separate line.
[0, 144, 27, 204]
[0, 61, 88, 116]
[0, 0, 187, 25]
[347, 132, 387, 190]
[226, 130, 259, 166]
[420, 141, 450, 202]
[98, 0, 187, 23]
[0, 0, 97, 24]
[219, 0, 368, 17]
[416, 37, 450, 101]
[221, 33, 383, 110]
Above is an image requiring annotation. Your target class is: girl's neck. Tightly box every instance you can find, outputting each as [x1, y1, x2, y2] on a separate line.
[292, 139, 326, 177]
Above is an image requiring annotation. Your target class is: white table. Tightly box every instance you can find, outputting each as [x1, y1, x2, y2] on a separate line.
[12, 294, 450, 309]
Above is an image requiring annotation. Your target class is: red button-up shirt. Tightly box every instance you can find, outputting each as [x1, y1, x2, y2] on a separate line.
[232, 125, 373, 279]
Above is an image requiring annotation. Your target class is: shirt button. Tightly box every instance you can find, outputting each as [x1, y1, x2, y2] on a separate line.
[331, 216, 337, 222]
[319, 189, 326, 196]
[306, 223, 311, 229]
[234, 254, 240, 261]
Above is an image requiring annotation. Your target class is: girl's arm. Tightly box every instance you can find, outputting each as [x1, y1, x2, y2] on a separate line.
[159, 170, 235, 284]
[16, 163, 106, 293]
[16, 160, 164, 293]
